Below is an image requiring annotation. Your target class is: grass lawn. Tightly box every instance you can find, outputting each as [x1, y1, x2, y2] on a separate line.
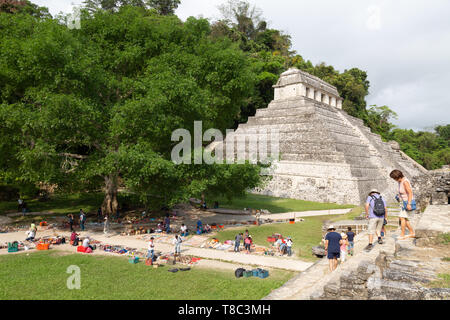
[212, 215, 338, 262]
[0, 193, 105, 216]
[209, 193, 355, 214]
[211, 206, 366, 262]
[428, 274, 450, 289]
[1, 192, 355, 218]
[0, 251, 294, 300]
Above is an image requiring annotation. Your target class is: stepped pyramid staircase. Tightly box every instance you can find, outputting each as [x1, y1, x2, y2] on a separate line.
[212, 68, 427, 205]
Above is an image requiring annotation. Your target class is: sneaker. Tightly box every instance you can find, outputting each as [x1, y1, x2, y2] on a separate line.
[365, 244, 373, 252]
[378, 238, 384, 245]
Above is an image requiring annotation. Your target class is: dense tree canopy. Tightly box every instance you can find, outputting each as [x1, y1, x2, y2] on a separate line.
[0, 6, 266, 212]
[0, 0, 50, 17]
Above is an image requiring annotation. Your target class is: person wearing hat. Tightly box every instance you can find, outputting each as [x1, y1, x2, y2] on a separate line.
[365, 189, 388, 251]
[324, 225, 343, 272]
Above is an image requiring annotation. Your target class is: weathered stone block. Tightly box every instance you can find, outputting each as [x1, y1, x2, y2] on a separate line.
[380, 280, 424, 300]
[357, 261, 377, 281]
[382, 269, 431, 284]
[340, 272, 366, 286]
[423, 288, 450, 300]
[323, 283, 340, 297]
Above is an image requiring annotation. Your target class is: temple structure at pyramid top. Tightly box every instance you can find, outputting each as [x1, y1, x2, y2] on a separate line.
[273, 68, 343, 109]
[212, 68, 427, 205]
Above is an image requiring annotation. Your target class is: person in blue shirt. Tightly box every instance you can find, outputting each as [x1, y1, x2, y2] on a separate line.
[346, 227, 356, 256]
[324, 225, 343, 272]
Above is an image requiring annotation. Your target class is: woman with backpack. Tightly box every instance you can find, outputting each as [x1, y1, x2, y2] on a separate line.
[390, 170, 416, 240]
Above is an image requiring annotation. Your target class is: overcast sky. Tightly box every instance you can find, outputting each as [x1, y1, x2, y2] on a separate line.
[34, 0, 450, 131]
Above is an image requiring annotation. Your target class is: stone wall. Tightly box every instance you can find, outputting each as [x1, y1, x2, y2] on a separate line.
[413, 167, 450, 209]
[311, 205, 450, 300]
[314, 253, 449, 300]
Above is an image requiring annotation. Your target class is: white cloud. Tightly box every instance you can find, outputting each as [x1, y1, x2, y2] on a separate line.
[26, 1, 450, 130]
[366, 5, 382, 31]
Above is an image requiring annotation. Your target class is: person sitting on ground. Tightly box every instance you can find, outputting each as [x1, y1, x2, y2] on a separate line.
[324, 225, 343, 272]
[25, 229, 35, 241]
[82, 237, 94, 251]
[197, 219, 203, 231]
[70, 231, 80, 245]
[346, 227, 356, 256]
[244, 235, 253, 254]
[180, 224, 188, 237]
[204, 224, 211, 233]
[365, 189, 388, 250]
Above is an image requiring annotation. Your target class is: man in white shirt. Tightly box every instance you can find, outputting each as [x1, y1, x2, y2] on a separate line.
[173, 235, 182, 255]
[25, 229, 35, 241]
[82, 237, 94, 250]
[180, 224, 188, 237]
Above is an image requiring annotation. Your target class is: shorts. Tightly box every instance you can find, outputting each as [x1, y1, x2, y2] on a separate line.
[399, 209, 415, 220]
[327, 251, 340, 259]
[368, 218, 384, 235]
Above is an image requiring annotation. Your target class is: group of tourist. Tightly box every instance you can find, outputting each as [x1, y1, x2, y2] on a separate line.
[233, 230, 255, 254]
[67, 208, 112, 234]
[325, 169, 417, 272]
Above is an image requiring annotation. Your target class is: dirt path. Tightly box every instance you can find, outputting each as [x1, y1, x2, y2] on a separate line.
[0, 228, 313, 272]
[0, 208, 352, 272]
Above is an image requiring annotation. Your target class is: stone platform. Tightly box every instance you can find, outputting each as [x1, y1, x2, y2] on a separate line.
[415, 205, 450, 246]
[263, 205, 449, 300]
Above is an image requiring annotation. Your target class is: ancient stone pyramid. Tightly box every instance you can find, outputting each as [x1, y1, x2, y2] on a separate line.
[213, 68, 427, 205]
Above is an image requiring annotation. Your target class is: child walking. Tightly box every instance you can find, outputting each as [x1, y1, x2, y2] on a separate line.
[340, 234, 349, 263]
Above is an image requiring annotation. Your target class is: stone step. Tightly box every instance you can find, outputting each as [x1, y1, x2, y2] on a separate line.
[256, 106, 342, 122]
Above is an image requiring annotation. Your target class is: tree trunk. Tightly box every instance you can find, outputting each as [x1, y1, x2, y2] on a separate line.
[102, 174, 118, 217]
